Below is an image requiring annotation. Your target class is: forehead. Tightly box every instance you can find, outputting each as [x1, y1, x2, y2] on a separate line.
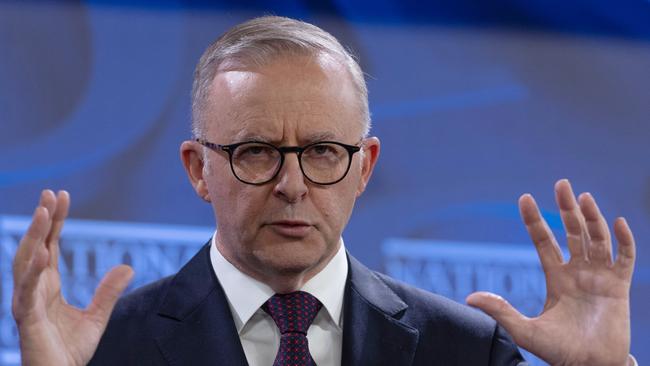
[204, 54, 363, 143]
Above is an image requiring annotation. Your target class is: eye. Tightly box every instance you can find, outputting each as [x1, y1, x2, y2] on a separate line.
[245, 146, 266, 155]
[311, 144, 336, 155]
[312, 144, 332, 155]
[234, 143, 277, 160]
[304, 143, 345, 161]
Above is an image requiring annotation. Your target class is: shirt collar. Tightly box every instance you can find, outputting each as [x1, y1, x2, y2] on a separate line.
[210, 233, 348, 334]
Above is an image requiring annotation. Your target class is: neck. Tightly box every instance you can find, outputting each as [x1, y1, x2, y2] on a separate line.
[215, 237, 340, 294]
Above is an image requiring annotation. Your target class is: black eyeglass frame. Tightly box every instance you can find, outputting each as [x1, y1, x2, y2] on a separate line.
[195, 138, 362, 186]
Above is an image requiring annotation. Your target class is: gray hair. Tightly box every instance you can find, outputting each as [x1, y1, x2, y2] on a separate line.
[191, 15, 370, 138]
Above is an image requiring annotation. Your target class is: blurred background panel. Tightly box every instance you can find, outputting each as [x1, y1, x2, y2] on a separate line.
[1, 0, 649, 364]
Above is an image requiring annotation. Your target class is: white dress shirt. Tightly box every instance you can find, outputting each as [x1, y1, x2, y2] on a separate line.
[210, 234, 348, 366]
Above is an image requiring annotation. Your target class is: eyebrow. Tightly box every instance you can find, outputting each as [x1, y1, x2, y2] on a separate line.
[302, 131, 338, 143]
[231, 131, 269, 143]
[231, 131, 341, 145]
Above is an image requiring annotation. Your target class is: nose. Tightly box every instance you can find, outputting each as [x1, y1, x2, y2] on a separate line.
[273, 153, 308, 203]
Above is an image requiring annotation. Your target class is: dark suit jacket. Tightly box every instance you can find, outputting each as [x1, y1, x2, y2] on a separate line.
[90, 243, 527, 365]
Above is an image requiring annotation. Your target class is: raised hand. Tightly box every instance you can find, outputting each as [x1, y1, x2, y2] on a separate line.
[12, 190, 134, 366]
[467, 179, 635, 366]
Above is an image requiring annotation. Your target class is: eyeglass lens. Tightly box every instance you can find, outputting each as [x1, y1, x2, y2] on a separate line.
[230, 142, 351, 184]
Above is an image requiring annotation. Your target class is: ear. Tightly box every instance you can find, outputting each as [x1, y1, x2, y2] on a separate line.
[180, 141, 211, 202]
[356, 136, 380, 197]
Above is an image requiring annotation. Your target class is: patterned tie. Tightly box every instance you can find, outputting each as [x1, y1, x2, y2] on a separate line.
[263, 291, 323, 366]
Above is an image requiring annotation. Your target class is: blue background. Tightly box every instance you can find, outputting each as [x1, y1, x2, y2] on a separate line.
[1, 0, 649, 363]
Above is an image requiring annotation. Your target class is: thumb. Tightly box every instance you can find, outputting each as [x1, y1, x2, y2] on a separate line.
[86, 265, 134, 326]
[466, 291, 531, 347]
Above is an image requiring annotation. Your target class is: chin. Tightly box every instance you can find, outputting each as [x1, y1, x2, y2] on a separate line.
[253, 241, 330, 276]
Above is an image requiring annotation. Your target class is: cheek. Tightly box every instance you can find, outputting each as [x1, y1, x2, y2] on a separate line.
[206, 165, 264, 235]
[216, 187, 265, 224]
[314, 185, 358, 232]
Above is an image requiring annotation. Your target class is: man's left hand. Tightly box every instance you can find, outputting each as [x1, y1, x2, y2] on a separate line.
[467, 179, 635, 366]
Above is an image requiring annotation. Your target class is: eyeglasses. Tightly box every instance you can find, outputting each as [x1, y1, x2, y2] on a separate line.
[196, 138, 362, 185]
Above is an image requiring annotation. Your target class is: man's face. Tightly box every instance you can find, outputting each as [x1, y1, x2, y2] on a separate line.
[182, 54, 379, 290]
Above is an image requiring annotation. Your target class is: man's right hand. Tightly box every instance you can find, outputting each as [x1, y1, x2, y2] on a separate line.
[12, 190, 134, 366]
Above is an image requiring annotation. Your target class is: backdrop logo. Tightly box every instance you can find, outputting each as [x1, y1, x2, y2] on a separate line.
[0, 216, 211, 365]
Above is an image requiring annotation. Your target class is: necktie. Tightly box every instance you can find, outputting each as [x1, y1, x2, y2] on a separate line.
[263, 291, 323, 366]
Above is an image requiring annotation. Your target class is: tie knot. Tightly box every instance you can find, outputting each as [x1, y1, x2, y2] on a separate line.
[263, 291, 322, 335]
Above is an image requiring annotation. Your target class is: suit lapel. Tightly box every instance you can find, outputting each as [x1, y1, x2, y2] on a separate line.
[341, 254, 419, 366]
[149, 245, 420, 365]
[154, 243, 248, 366]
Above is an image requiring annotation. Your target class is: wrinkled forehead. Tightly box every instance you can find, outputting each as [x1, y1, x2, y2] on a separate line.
[203, 54, 364, 144]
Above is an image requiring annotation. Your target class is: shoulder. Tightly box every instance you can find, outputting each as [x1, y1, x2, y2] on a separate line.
[89, 276, 175, 365]
[110, 275, 174, 320]
[346, 254, 525, 365]
[100, 273, 190, 341]
[373, 270, 498, 336]
[372, 270, 525, 365]
[347, 253, 498, 337]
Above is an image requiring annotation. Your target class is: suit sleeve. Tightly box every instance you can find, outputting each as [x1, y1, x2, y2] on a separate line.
[489, 324, 529, 366]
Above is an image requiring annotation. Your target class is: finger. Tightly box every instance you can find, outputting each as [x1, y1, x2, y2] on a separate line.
[45, 190, 70, 269]
[39, 189, 57, 219]
[613, 217, 635, 279]
[13, 205, 51, 277]
[86, 265, 134, 327]
[578, 192, 612, 265]
[12, 243, 50, 321]
[555, 179, 589, 261]
[14, 190, 56, 266]
[466, 292, 532, 349]
[519, 193, 564, 269]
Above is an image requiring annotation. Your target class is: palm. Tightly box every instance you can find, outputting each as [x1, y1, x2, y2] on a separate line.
[12, 190, 133, 366]
[21, 266, 101, 365]
[528, 263, 630, 364]
[468, 180, 635, 366]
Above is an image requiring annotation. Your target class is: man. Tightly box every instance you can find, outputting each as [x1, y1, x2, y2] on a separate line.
[12, 16, 637, 365]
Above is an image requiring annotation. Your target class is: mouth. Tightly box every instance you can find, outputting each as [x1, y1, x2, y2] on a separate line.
[265, 220, 313, 238]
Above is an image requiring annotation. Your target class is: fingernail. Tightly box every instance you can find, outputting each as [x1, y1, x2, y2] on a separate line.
[555, 179, 569, 189]
[35, 206, 48, 218]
